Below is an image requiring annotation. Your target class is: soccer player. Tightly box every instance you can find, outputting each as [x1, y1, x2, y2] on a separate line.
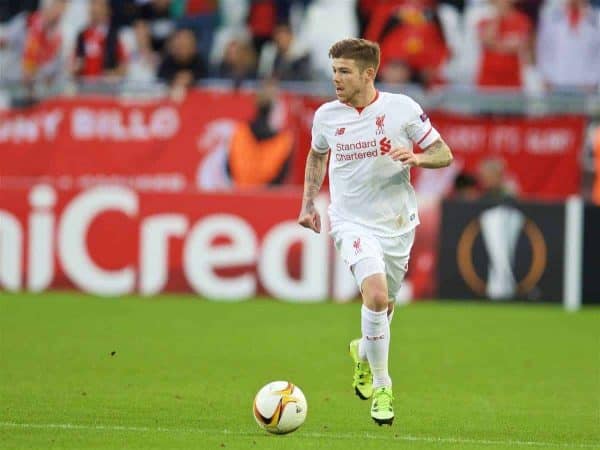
[298, 38, 453, 425]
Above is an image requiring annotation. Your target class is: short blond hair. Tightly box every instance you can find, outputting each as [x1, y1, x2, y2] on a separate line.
[328, 38, 380, 72]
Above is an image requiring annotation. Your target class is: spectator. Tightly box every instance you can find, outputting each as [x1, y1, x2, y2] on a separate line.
[227, 80, 294, 187]
[61, 0, 93, 56]
[356, 0, 380, 36]
[207, 0, 249, 70]
[125, 20, 160, 82]
[536, 0, 600, 92]
[458, 1, 496, 85]
[21, 0, 66, 87]
[364, 0, 449, 87]
[217, 37, 257, 84]
[72, 0, 127, 80]
[477, 158, 515, 201]
[158, 29, 206, 99]
[248, 0, 277, 54]
[295, 0, 359, 80]
[209, 1, 311, 72]
[273, 0, 312, 26]
[136, 0, 177, 53]
[452, 171, 479, 200]
[257, 22, 311, 81]
[377, 57, 412, 85]
[175, 0, 218, 65]
[476, 0, 533, 89]
[0, 11, 30, 83]
[437, 0, 471, 84]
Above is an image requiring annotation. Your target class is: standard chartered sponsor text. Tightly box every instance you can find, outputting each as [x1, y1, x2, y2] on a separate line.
[335, 139, 379, 161]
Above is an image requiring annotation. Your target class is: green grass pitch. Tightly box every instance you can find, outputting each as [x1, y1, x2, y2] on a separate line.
[1, 292, 598, 450]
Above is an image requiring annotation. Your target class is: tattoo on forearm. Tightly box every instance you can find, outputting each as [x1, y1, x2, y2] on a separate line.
[420, 139, 453, 168]
[302, 150, 328, 208]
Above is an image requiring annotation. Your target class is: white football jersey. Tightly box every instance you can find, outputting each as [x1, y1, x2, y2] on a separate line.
[311, 91, 440, 236]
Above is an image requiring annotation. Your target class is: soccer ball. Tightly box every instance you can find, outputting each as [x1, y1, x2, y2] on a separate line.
[252, 381, 307, 434]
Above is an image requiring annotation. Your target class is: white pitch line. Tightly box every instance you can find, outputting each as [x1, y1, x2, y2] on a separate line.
[0, 422, 597, 449]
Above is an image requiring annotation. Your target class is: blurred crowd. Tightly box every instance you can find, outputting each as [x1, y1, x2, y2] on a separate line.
[451, 158, 518, 201]
[0, 0, 599, 97]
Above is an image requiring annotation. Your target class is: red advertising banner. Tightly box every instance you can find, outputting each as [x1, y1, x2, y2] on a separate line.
[0, 185, 439, 301]
[0, 89, 585, 199]
[288, 98, 586, 200]
[0, 89, 275, 192]
[430, 112, 585, 200]
[0, 185, 329, 300]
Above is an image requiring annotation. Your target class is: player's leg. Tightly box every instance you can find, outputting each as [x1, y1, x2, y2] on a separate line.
[349, 257, 386, 401]
[383, 229, 415, 308]
[360, 271, 394, 425]
[360, 228, 415, 424]
[387, 302, 395, 324]
[360, 272, 392, 387]
[332, 227, 383, 401]
[358, 302, 393, 361]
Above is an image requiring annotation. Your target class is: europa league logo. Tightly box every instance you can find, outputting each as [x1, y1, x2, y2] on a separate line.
[457, 206, 547, 299]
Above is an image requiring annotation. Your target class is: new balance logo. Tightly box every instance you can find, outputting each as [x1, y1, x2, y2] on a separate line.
[335, 127, 346, 136]
[379, 137, 391, 155]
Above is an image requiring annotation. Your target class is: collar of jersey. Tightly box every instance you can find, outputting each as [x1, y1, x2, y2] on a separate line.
[343, 90, 380, 114]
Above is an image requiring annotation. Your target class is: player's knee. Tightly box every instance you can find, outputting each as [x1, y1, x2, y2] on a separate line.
[365, 289, 389, 311]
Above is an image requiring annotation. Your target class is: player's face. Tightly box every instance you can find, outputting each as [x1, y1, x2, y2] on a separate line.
[332, 58, 373, 105]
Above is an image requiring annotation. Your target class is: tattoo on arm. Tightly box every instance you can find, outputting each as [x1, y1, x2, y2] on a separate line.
[302, 149, 329, 210]
[419, 139, 453, 169]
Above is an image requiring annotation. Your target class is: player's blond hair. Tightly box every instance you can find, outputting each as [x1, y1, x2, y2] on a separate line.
[328, 38, 380, 73]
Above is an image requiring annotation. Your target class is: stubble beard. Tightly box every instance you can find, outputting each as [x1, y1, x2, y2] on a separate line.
[339, 86, 360, 105]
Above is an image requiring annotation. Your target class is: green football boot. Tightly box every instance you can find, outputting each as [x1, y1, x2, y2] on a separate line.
[371, 386, 394, 425]
[349, 338, 373, 400]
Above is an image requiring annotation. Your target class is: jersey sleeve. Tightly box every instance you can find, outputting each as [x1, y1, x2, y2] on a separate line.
[311, 108, 330, 153]
[404, 98, 440, 149]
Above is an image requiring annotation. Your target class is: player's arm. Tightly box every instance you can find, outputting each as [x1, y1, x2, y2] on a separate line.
[417, 138, 454, 168]
[390, 138, 453, 169]
[298, 148, 329, 233]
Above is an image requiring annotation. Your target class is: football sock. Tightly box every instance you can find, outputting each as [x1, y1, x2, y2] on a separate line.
[358, 338, 367, 362]
[359, 305, 394, 362]
[361, 305, 392, 389]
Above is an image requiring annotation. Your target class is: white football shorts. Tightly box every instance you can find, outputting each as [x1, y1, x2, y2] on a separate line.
[330, 223, 416, 300]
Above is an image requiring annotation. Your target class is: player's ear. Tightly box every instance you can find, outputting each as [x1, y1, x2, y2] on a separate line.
[364, 66, 376, 81]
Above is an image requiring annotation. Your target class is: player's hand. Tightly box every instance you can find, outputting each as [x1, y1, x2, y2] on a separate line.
[390, 146, 421, 167]
[298, 204, 321, 234]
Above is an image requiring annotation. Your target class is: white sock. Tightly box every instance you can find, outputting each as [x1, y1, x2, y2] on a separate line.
[361, 305, 392, 389]
[359, 306, 394, 361]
